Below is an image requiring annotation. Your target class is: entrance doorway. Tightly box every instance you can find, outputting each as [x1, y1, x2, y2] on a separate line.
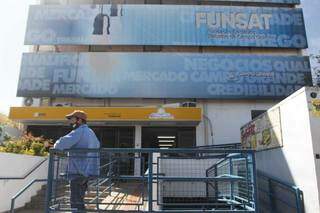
[92, 127, 134, 148]
[142, 127, 196, 149]
[141, 127, 196, 173]
[92, 127, 135, 175]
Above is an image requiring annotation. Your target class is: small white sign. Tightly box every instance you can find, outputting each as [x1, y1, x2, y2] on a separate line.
[149, 108, 174, 120]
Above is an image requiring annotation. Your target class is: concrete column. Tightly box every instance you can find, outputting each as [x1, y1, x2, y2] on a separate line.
[134, 125, 142, 176]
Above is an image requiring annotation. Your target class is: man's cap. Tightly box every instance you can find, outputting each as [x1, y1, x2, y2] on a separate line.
[65, 110, 88, 121]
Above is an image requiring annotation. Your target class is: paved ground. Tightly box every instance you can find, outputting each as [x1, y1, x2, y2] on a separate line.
[99, 182, 146, 211]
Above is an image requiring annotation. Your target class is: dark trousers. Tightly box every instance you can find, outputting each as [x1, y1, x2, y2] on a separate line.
[70, 176, 88, 212]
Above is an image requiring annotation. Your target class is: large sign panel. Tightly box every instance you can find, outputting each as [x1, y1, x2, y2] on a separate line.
[25, 5, 307, 48]
[17, 53, 311, 99]
[241, 107, 283, 151]
[209, 0, 300, 4]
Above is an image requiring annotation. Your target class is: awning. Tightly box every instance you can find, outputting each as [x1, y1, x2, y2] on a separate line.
[9, 107, 202, 125]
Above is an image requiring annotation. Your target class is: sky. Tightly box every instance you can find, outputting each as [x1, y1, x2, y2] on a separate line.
[0, 0, 35, 115]
[303, 0, 320, 54]
[0, 0, 319, 115]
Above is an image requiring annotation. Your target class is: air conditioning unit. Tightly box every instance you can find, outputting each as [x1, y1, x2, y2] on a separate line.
[23, 98, 41, 107]
[181, 102, 197, 107]
[54, 102, 72, 107]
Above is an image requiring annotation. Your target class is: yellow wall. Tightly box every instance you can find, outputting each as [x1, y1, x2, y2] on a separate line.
[9, 107, 202, 122]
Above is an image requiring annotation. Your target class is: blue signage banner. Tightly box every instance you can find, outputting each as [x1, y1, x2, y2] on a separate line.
[25, 5, 307, 48]
[17, 53, 312, 99]
[207, 0, 300, 4]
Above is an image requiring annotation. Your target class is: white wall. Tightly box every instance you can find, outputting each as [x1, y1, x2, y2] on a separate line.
[0, 153, 48, 212]
[255, 87, 320, 213]
[197, 100, 277, 146]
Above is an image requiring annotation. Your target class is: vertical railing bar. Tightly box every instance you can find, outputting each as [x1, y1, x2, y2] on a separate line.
[294, 187, 303, 213]
[206, 169, 209, 201]
[116, 153, 120, 178]
[157, 156, 160, 207]
[214, 164, 218, 200]
[230, 157, 234, 210]
[45, 151, 55, 213]
[148, 152, 153, 212]
[10, 199, 15, 213]
[251, 152, 259, 213]
[108, 153, 112, 194]
[96, 176, 99, 210]
[268, 178, 275, 211]
[245, 154, 250, 208]
[53, 157, 60, 205]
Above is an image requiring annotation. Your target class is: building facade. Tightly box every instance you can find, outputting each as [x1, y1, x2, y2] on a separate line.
[9, 0, 311, 153]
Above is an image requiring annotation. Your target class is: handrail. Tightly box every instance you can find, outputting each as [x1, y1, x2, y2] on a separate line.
[257, 170, 304, 213]
[197, 143, 242, 149]
[50, 148, 255, 154]
[0, 158, 47, 180]
[257, 170, 300, 192]
[10, 178, 47, 213]
[206, 153, 245, 174]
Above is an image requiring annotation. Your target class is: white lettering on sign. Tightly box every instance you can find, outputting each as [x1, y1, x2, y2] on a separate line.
[52, 68, 77, 83]
[183, 57, 310, 72]
[52, 84, 117, 96]
[196, 12, 273, 30]
[19, 79, 51, 91]
[32, 7, 94, 20]
[207, 84, 302, 96]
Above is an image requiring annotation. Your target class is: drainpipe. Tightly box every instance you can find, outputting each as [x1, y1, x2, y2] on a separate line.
[202, 100, 214, 146]
[203, 114, 214, 146]
[203, 101, 208, 146]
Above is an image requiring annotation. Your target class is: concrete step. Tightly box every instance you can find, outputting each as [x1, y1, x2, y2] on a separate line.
[17, 184, 65, 211]
[18, 183, 109, 212]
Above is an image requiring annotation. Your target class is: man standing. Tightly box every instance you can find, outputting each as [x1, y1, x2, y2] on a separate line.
[54, 110, 100, 212]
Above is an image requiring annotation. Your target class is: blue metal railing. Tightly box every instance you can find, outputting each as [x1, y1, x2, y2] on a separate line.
[197, 143, 242, 150]
[257, 170, 304, 213]
[10, 178, 47, 213]
[45, 148, 258, 212]
[206, 153, 255, 211]
[0, 158, 48, 212]
[0, 158, 47, 180]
